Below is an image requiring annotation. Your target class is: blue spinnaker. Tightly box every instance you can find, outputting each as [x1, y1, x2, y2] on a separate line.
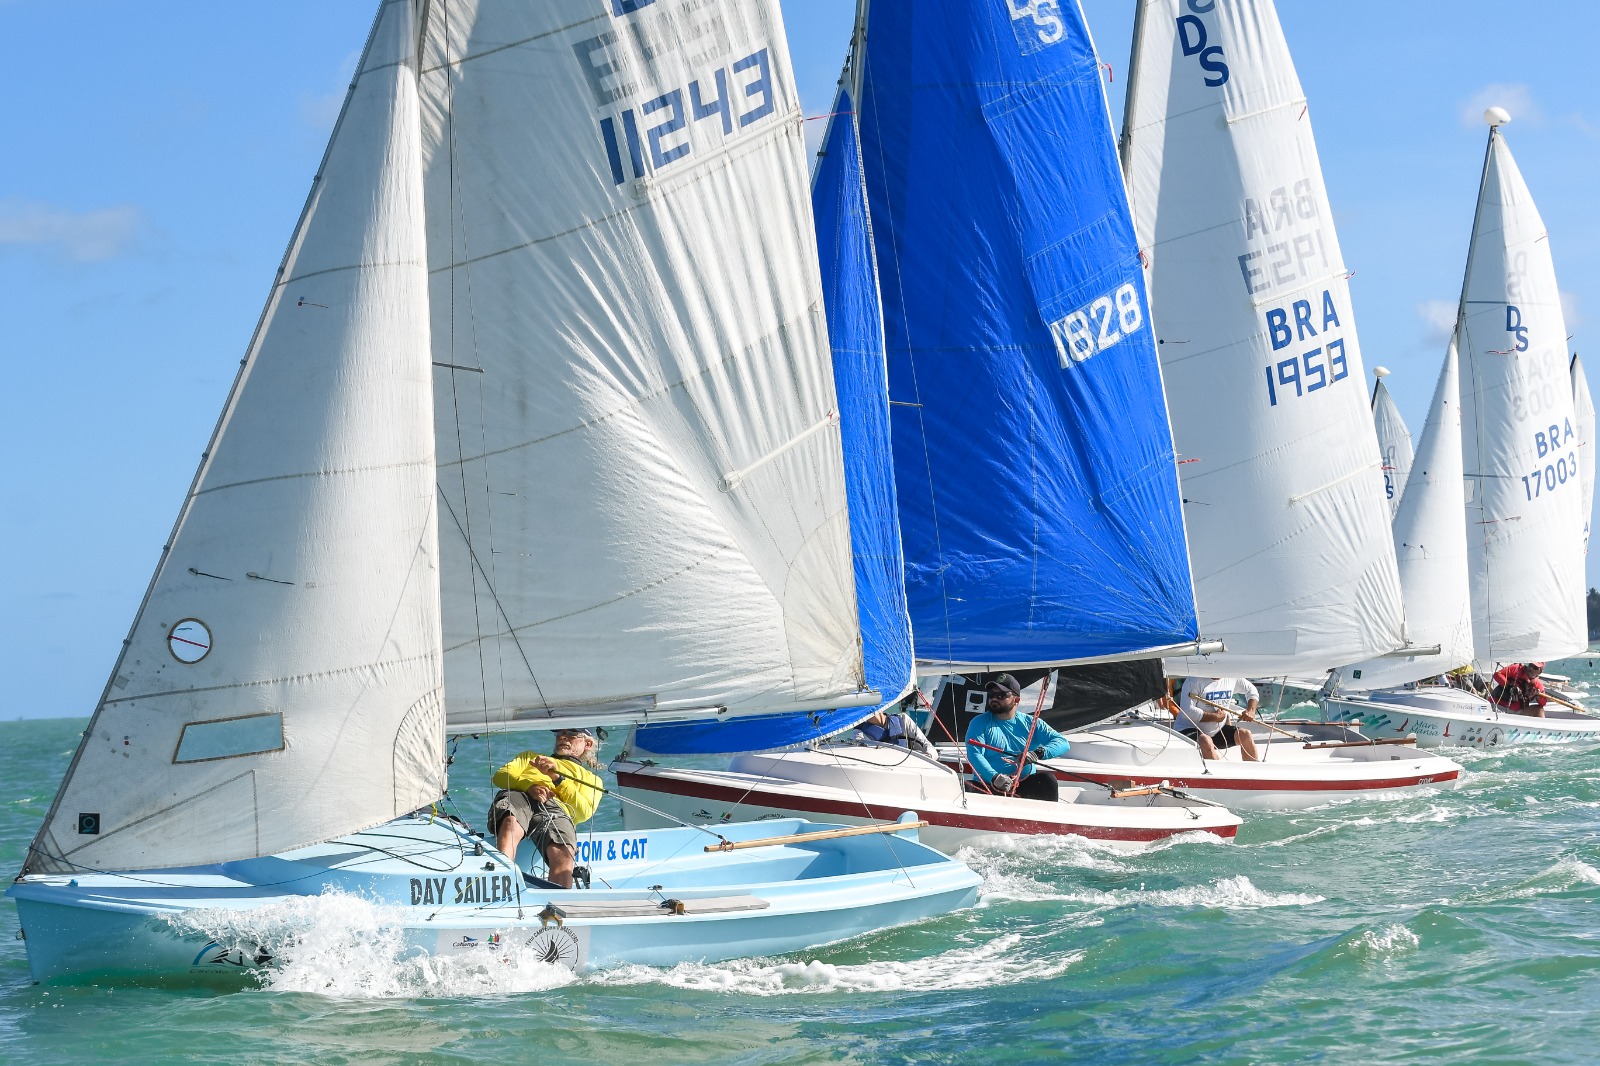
[633, 87, 912, 757]
[859, 0, 1197, 667]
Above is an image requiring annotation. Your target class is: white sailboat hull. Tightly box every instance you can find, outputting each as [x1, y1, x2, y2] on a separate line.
[1324, 689, 1600, 748]
[997, 723, 1462, 811]
[7, 814, 979, 986]
[612, 747, 1241, 853]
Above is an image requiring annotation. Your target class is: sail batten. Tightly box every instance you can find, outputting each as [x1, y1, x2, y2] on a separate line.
[1126, 0, 1405, 677]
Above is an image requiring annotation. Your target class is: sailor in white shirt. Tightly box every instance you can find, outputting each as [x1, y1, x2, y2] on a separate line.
[1174, 677, 1262, 762]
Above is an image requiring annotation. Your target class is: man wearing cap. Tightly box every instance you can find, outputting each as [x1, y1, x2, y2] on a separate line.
[963, 674, 1072, 801]
[488, 728, 604, 887]
[1491, 661, 1549, 716]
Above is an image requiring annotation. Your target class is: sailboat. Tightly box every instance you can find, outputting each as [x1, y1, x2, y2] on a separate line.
[7, 0, 982, 986]
[1573, 353, 1595, 558]
[1030, 0, 1463, 806]
[613, 0, 1242, 848]
[1255, 365, 1414, 709]
[1323, 108, 1597, 748]
[1373, 367, 1415, 517]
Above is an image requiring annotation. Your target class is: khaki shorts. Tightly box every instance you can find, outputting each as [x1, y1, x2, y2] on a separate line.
[487, 789, 577, 855]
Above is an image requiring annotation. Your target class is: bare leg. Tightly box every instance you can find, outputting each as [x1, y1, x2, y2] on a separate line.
[496, 814, 524, 864]
[1237, 728, 1260, 762]
[1197, 733, 1220, 760]
[545, 844, 576, 889]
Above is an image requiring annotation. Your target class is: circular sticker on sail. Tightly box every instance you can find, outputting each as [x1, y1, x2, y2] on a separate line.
[524, 926, 582, 969]
[167, 619, 212, 664]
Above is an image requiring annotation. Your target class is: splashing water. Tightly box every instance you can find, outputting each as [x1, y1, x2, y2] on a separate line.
[168, 891, 580, 998]
[593, 932, 1081, 995]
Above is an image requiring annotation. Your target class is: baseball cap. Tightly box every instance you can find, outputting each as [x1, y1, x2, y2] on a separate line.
[984, 673, 1022, 697]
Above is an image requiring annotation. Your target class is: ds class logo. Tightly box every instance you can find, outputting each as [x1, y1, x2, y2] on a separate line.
[1006, 0, 1066, 53]
[1176, 0, 1230, 87]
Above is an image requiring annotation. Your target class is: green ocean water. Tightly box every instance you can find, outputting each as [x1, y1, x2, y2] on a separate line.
[3, 663, 1599, 1065]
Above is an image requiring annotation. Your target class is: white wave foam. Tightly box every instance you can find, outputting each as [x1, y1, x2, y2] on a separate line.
[169, 891, 579, 998]
[593, 932, 1081, 995]
[957, 832, 1133, 872]
[975, 869, 1323, 911]
[1339, 804, 1456, 828]
[1350, 923, 1420, 957]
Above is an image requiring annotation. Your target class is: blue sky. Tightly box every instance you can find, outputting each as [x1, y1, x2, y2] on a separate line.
[2, 1, 1596, 719]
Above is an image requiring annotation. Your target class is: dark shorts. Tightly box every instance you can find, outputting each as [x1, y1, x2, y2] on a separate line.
[487, 789, 577, 854]
[1180, 724, 1244, 748]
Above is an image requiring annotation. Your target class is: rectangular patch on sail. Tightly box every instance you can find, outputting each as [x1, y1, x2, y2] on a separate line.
[173, 713, 285, 763]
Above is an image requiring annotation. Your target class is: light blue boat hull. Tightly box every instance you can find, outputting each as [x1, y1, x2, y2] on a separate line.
[9, 815, 980, 986]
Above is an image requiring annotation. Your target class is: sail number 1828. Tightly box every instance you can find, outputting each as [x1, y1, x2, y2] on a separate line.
[1050, 282, 1144, 369]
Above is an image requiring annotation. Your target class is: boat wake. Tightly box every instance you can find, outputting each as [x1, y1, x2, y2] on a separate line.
[169, 891, 580, 998]
[592, 932, 1081, 995]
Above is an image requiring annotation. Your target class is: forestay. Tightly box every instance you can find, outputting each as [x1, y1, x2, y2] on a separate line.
[1123, 0, 1405, 677]
[1342, 340, 1474, 689]
[1458, 122, 1586, 664]
[631, 72, 913, 759]
[859, 0, 1199, 670]
[419, 0, 871, 732]
[24, 1, 443, 874]
[1372, 376, 1414, 517]
[1572, 354, 1595, 555]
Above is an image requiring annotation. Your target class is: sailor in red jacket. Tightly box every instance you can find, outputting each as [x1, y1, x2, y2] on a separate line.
[1491, 662, 1548, 717]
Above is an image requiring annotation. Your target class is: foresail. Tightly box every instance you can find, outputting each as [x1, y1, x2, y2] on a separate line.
[25, 0, 442, 875]
[1372, 378, 1414, 517]
[630, 69, 915, 759]
[1573, 354, 1595, 555]
[420, 1, 868, 732]
[1343, 340, 1474, 690]
[1124, 0, 1405, 676]
[859, 0, 1199, 669]
[1459, 125, 1587, 664]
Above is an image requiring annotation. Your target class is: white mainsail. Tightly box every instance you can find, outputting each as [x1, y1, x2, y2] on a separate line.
[419, 1, 868, 732]
[1372, 373, 1414, 517]
[1458, 114, 1587, 665]
[25, 1, 442, 875]
[1122, 0, 1405, 676]
[1573, 353, 1595, 556]
[1342, 340, 1474, 689]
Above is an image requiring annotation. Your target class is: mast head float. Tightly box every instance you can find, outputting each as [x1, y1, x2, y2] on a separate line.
[1484, 106, 1512, 128]
[1373, 366, 1391, 379]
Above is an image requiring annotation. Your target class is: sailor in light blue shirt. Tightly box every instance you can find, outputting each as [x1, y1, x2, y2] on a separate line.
[963, 674, 1071, 801]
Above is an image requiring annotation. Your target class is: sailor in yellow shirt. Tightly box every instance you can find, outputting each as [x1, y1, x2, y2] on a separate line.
[487, 728, 604, 888]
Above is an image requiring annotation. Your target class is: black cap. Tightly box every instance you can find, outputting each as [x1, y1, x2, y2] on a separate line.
[985, 673, 1022, 697]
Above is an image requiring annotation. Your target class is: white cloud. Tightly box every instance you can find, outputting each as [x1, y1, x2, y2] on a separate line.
[1417, 298, 1458, 343]
[1460, 82, 1542, 128]
[1562, 290, 1582, 334]
[0, 199, 140, 262]
[298, 50, 362, 132]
